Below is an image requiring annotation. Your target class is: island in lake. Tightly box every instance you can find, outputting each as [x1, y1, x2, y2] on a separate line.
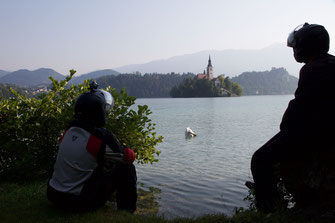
[170, 56, 242, 97]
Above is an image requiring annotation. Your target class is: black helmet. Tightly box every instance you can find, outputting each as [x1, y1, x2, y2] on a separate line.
[287, 23, 329, 63]
[74, 81, 114, 127]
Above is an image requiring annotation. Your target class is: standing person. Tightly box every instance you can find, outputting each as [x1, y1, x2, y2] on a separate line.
[47, 81, 137, 213]
[250, 23, 335, 213]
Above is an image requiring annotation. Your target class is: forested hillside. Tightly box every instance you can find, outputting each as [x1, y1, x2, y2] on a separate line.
[70, 69, 120, 85]
[231, 67, 298, 95]
[0, 68, 299, 99]
[96, 73, 195, 98]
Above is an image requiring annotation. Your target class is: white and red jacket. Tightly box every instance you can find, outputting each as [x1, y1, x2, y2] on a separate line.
[49, 121, 135, 196]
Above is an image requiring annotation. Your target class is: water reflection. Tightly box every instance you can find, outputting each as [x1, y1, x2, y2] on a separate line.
[135, 183, 161, 216]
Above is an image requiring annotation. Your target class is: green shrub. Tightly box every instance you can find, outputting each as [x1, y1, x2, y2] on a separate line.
[0, 70, 163, 182]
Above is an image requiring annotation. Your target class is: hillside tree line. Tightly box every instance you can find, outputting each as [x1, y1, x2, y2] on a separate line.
[96, 72, 195, 98]
[231, 67, 298, 95]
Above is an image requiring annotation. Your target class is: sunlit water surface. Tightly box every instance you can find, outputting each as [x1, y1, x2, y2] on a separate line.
[134, 95, 294, 218]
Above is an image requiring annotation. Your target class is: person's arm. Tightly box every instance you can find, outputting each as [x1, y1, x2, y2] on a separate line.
[280, 62, 320, 131]
[103, 129, 136, 164]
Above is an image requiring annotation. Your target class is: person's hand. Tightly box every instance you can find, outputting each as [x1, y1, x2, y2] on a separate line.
[123, 147, 136, 163]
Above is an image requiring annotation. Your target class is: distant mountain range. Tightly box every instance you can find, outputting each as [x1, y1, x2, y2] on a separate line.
[0, 68, 119, 87]
[0, 68, 64, 87]
[0, 66, 298, 96]
[0, 43, 302, 88]
[0, 70, 10, 78]
[69, 69, 120, 85]
[114, 43, 303, 77]
[231, 67, 298, 95]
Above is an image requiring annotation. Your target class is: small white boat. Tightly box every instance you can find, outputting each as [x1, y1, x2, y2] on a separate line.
[185, 127, 197, 137]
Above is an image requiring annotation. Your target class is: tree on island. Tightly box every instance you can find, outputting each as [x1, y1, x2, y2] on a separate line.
[170, 74, 242, 97]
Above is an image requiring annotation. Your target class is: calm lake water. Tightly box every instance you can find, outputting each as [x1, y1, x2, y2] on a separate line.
[134, 95, 294, 218]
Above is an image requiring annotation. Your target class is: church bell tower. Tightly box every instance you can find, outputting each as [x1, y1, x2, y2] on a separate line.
[207, 55, 213, 80]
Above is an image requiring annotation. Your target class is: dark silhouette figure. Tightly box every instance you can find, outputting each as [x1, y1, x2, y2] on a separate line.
[250, 23, 335, 213]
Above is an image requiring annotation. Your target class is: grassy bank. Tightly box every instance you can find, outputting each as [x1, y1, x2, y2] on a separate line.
[0, 182, 332, 223]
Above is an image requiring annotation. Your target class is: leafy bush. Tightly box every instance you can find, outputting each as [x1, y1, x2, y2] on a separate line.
[0, 83, 32, 99]
[0, 70, 163, 182]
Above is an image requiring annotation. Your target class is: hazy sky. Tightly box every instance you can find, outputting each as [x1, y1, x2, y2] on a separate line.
[1, 0, 335, 75]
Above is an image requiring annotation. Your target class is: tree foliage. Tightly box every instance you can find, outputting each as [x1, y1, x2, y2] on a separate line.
[170, 75, 242, 97]
[231, 67, 298, 95]
[0, 83, 32, 99]
[0, 70, 163, 182]
[96, 72, 195, 98]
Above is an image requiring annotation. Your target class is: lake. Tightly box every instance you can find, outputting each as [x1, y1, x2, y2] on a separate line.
[134, 95, 294, 218]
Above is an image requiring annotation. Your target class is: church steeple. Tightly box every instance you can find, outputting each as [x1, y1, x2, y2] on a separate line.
[207, 55, 213, 80]
[208, 55, 212, 67]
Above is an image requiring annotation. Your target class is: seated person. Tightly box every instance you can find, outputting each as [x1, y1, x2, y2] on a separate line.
[250, 23, 335, 213]
[47, 81, 137, 212]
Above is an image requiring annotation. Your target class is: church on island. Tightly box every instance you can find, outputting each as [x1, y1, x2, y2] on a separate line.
[170, 56, 242, 97]
[196, 56, 223, 88]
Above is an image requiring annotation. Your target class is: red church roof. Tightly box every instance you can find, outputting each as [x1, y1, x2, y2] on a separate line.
[197, 73, 208, 79]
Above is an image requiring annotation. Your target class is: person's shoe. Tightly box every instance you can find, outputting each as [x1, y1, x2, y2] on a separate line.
[245, 181, 255, 190]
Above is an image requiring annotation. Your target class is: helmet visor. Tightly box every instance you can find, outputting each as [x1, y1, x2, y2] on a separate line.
[287, 23, 307, 47]
[99, 90, 114, 112]
[287, 31, 296, 47]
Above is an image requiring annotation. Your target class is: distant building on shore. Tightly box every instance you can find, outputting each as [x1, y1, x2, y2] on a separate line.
[32, 86, 50, 95]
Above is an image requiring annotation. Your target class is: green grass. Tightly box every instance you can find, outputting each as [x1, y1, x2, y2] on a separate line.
[0, 182, 333, 223]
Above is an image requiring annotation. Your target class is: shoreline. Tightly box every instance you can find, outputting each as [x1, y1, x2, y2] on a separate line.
[0, 181, 331, 223]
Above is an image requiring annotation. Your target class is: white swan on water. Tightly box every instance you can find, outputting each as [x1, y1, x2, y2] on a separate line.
[185, 127, 197, 137]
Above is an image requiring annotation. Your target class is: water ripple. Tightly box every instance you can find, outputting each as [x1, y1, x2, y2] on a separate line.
[135, 96, 293, 218]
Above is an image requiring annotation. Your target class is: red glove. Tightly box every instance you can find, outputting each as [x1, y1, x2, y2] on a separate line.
[123, 147, 136, 163]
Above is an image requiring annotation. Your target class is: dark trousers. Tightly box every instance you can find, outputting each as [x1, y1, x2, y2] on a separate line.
[47, 164, 137, 212]
[250, 130, 305, 212]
